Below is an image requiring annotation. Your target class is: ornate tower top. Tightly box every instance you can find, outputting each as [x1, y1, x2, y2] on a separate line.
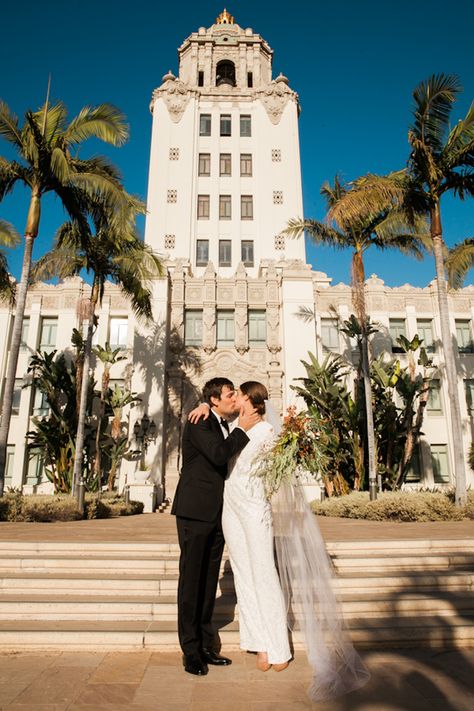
[216, 8, 234, 24]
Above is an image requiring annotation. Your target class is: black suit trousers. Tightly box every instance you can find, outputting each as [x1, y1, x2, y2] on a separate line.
[176, 514, 225, 656]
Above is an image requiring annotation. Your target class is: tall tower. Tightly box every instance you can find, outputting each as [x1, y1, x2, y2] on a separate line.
[139, 11, 317, 495]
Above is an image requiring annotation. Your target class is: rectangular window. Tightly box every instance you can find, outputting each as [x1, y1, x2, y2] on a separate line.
[21, 317, 30, 351]
[220, 114, 231, 136]
[217, 311, 234, 346]
[197, 194, 210, 219]
[25, 447, 45, 485]
[199, 114, 211, 136]
[32, 388, 49, 417]
[405, 445, 422, 483]
[431, 444, 451, 484]
[389, 318, 406, 353]
[219, 195, 232, 220]
[12, 379, 22, 416]
[320, 318, 339, 352]
[456, 320, 474, 353]
[427, 379, 443, 415]
[184, 310, 203, 347]
[465, 379, 474, 413]
[5, 445, 14, 487]
[241, 241, 254, 267]
[247, 72, 253, 88]
[240, 114, 251, 137]
[417, 319, 435, 353]
[196, 239, 209, 266]
[198, 153, 211, 176]
[198, 70, 204, 87]
[249, 311, 266, 346]
[240, 153, 252, 177]
[109, 317, 128, 349]
[219, 240, 232, 267]
[241, 195, 253, 220]
[39, 318, 57, 353]
[219, 153, 231, 176]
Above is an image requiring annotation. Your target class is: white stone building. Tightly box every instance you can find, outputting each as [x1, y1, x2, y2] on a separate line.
[1, 10, 474, 497]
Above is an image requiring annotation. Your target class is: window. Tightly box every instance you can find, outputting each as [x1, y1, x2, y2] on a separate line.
[405, 445, 422, 483]
[25, 447, 45, 485]
[431, 444, 451, 484]
[465, 379, 474, 413]
[241, 195, 253, 220]
[417, 319, 435, 353]
[199, 114, 211, 136]
[219, 195, 232, 220]
[198, 153, 210, 176]
[32, 388, 49, 417]
[21, 318, 30, 350]
[427, 379, 443, 415]
[320, 318, 339, 352]
[240, 154, 252, 176]
[5, 445, 14, 488]
[12, 379, 22, 416]
[247, 72, 253, 88]
[220, 114, 231, 136]
[219, 240, 232, 267]
[389, 318, 406, 353]
[217, 311, 234, 346]
[456, 320, 474, 353]
[109, 318, 128, 349]
[185, 311, 203, 347]
[39, 318, 57, 353]
[219, 153, 231, 176]
[198, 70, 204, 87]
[196, 239, 209, 266]
[216, 60, 235, 87]
[240, 114, 251, 137]
[197, 194, 210, 219]
[241, 241, 254, 267]
[249, 311, 266, 346]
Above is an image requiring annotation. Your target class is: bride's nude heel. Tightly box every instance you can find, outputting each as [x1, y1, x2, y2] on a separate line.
[256, 652, 271, 672]
[272, 661, 289, 672]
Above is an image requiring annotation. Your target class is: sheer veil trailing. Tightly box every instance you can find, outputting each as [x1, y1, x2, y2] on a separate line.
[264, 400, 370, 701]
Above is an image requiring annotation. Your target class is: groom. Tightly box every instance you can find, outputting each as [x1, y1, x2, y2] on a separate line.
[171, 377, 259, 676]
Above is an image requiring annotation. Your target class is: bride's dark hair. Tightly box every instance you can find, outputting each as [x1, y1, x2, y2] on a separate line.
[240, 381, 268, 415]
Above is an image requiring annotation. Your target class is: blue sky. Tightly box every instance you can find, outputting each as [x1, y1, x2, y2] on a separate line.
[0, 0, 473, 287]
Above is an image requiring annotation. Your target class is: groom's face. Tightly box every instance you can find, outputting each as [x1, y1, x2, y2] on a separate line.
[211, 385, 238, 418]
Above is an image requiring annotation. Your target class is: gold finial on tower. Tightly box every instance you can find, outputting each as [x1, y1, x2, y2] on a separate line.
[216, 8, 234, 24]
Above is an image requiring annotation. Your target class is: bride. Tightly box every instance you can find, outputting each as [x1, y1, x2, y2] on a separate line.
[190, 380, 369, 700]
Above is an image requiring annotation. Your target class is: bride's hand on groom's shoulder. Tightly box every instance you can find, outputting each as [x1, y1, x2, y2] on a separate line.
[188, 402, 210, 423]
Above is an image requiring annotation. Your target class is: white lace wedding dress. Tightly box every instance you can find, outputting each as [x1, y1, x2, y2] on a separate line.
[222, 420, 291, 664]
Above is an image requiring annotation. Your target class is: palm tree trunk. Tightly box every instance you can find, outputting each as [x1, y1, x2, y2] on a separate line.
[431, 204, 467, 506]
[94, 367, 109, 492]
[72, 281, 99, 498]
[352, 251, 378, 499]
[0, 188, 40, 495]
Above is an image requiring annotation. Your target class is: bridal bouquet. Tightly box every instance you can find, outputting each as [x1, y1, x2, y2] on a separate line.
[254, 406, 334, 499]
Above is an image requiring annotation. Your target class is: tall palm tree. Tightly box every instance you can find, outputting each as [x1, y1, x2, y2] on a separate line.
[286, 176, 428, 499]
[33, 201, 163, 498]
[335, 74, 474, 506]
[0, 98, 130, 494]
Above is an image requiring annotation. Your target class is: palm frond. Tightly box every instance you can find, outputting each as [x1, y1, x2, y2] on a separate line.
[0, 101, 22, 147]
[0, 158, 24, 199]
[446, 237, 474, 289]
[64, 105, 129, 147]
[320, 175, 347, 209]
[31, 245, 85, 282]
[411, 73, 461, 153]
[0, 219, 21, 247]
[0, 250, 15, 305]
[440, 169, 474, 199]
[68, 172, 131, 210]
[50, 147, 70, 183]
[328, 172, 408, 226]
[32, 102, 67, 143]
[284, 218, 350, 247]
[442, 101, 474, 168]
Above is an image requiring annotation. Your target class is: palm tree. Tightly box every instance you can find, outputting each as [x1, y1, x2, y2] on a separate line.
[33, 201, 163, 499]
[286, 176, 428, 499]
[0, 220, 19, 304]
[0, 98, 130, 495]
[335, 74, 474, 506]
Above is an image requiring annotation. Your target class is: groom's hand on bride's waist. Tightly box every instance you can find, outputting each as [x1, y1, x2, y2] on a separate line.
[188, 402, 210, 423]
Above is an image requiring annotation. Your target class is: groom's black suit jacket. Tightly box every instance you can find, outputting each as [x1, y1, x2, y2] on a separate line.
[171, 414, 249, 522]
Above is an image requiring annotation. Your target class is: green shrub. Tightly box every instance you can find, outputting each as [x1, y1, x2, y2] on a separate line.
[311, 490, 468, 522]
[22, 496, 82, 522]
[0, 492, 144, 522]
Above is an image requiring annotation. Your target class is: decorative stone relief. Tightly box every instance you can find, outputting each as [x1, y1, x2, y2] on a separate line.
[257, 75, 299, 125]
[109, 295, 129, 309]
[267, 304, 281, 355]
[164, 234, 176, 250]
[274, 235, 285, 251]
[167, 190, 177, 203]
[151, 72, 196, 123]
[271, 149, 282, 162]
[202, 308, 216, 354]
[169, 147, 179, 160]
[273, 191, 283, 205]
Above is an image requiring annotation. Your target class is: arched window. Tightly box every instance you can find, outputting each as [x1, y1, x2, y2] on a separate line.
[216, 60, 236, 87]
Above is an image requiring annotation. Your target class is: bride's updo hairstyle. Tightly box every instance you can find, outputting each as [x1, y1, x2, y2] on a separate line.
[240, 381, 268, 415]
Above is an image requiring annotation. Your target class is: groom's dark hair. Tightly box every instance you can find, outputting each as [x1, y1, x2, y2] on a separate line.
[202, 377, 235, 406]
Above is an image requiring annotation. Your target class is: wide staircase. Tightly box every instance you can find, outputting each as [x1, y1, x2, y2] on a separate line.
[0, 531, 472, 650]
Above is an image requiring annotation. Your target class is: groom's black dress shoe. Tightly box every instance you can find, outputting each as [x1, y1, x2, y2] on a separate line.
[201, 648, 232, 666]
[183, 654, 208, 676]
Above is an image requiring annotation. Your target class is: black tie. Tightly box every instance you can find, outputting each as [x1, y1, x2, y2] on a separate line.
[220, 418, 230, 434]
